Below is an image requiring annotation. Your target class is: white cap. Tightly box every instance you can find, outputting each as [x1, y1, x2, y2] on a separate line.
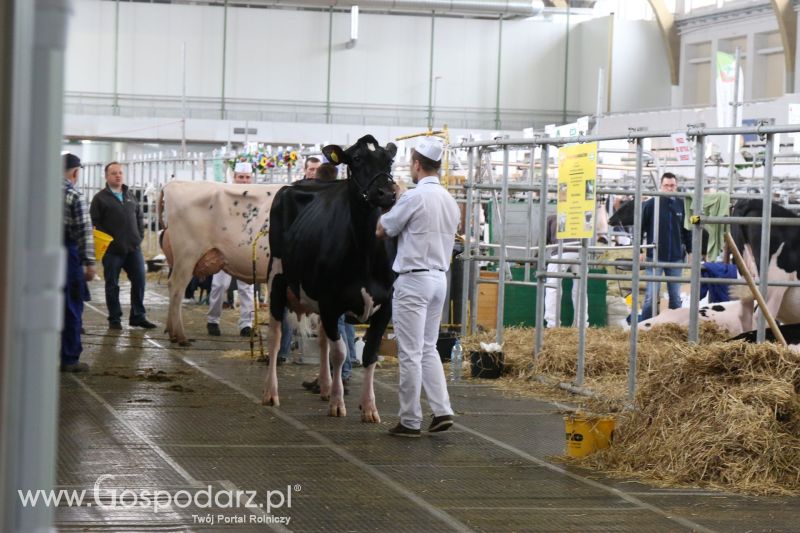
[234, 161, 253, 174]
[414, 137, 444, 162]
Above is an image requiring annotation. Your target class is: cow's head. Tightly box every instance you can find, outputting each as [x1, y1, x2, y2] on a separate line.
[323, 135, 398, 209]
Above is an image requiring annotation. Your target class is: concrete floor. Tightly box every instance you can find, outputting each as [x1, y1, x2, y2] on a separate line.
[55, 280, 800, 532]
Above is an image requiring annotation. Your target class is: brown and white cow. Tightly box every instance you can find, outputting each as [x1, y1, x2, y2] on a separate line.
[160, 181, 284, 345]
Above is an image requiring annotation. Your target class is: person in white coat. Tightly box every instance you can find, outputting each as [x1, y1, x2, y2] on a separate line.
[376, 137, 460, 438]
[206, 161, 256, 337]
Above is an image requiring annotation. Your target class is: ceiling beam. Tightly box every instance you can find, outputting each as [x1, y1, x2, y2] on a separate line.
[770, 0, 796, 93]
[647, 0, 680, 86]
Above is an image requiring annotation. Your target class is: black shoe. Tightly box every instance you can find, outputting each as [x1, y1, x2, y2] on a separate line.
[240, 327, 252, 337]
[60, 362, 90, 373]
[130, 319, 157, 329]
[428, 414, 454, 433]
[109, 321, 122, 330]
[388, 423, 421, 438]
[207, 323, 221, 336]
[302, 377, 319, 391]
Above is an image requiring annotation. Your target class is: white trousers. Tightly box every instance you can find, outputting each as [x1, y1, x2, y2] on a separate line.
[392, 271, 453, 430]
[544, 252, 587, 328]
[207, 270, 254, 330]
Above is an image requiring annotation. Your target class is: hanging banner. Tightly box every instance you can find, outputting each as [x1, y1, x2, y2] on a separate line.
[556, 142, 597, 240]
[715, 51, 744, 128]
[670, 132, 694, 166]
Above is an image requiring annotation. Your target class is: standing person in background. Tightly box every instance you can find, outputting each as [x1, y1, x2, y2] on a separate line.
[90, 162, 156, 330]
[376, 137, 460, 437]
[61, 154, 96, 372]
[295, 156, 321, 184]
[638, 172, 692, 322]
[206, 162, 256, 337]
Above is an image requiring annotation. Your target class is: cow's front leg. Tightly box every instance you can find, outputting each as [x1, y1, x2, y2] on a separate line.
[359, 362, 380, 423]
[262, 318, 281, 406]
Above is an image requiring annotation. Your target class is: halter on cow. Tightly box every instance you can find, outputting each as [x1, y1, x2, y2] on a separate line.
[263, 135, 398, 422]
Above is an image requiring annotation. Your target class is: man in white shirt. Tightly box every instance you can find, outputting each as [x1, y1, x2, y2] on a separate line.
[206, 161, 256, 337]
[376, 137, 460, 438]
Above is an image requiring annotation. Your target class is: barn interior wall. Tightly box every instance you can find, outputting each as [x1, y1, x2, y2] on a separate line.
[64, 0, 676, 148]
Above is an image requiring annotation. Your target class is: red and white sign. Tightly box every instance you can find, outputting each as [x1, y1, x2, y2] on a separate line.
[670, 132, 694, 166]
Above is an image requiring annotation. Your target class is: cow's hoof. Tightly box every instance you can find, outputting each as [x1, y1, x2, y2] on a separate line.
[359, 404, 381, 424]
[328, 402, 347, 417]
[179, 340, 191, 347]
[319, 393, 330, 402]
[261, 394, 280, 407]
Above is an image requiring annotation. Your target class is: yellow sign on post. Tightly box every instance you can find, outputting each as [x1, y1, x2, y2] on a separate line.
[556, 142, 597, 240]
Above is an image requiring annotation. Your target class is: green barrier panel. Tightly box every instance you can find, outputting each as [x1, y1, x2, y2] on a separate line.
[558, 268, 607, 327]
[504, 267, 536, 327]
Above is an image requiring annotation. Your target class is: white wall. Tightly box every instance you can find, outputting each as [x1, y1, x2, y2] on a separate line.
[64, 0, 116, 93]
[432, 17, 499, 109]
[576, 17, 611, 115]
[572, 17, 672, 116]
[501, 17, 574, 111]
[226, 7, 328, 101]
[610, 20, 672, 112]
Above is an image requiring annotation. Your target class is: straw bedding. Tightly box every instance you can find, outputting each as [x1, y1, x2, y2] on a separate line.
[461, 325, 800, 494]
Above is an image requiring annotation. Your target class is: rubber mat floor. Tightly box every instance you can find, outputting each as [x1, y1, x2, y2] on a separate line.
[54, 281, 800, 532]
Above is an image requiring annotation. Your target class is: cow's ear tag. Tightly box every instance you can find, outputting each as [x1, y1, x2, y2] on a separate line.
[330, 152, 339, 163]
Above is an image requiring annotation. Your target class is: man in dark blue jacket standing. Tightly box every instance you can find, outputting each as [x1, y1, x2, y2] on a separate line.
[90, 162, 156, 330]
[639, 172, 692, 321]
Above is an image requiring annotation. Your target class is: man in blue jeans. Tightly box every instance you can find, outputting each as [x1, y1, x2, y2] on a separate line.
[90, 162, 156, 330]
[639, 173, 692, 321]
[61, 154, 96, 372]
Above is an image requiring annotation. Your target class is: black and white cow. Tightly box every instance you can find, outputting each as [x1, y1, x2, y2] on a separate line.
[729, 199, 800, 332]
[638, 200, 800, 338]
[263, 135, 398, 422]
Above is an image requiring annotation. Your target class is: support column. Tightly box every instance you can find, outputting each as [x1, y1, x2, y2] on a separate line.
[426, 12, 436, 130]
[2, 0, 71, 530]
[220, 0, 228, 119]
[494, 17, 503, 130]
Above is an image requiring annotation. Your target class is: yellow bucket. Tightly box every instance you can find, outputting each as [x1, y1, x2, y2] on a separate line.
[93, 229, 114, 262]
[564, 415, 615, 458]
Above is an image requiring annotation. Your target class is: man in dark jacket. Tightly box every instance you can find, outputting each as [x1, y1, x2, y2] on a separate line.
[639, 172, 692, 321]
[61, 154, 96, 372]
[90, 162, 156, 330]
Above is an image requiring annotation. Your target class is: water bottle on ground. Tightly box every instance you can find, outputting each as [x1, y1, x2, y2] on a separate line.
[450, 340, 463, 382]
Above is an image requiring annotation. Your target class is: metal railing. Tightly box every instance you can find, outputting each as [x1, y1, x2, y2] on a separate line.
[453, 123, 800, 402]
[64, 91, 582, 132]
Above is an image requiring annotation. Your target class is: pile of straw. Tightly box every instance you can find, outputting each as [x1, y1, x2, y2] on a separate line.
[461, 323, 730, 380]
[582, 341, 800, 495]
[462, 325, 800, 494]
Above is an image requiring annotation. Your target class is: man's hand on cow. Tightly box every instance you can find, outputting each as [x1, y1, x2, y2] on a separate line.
[375, 220, 388, 240]
[84, 265, 97, 282]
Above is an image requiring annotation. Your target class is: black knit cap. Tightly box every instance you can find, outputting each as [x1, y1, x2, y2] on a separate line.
[63, 153, 82, 171]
